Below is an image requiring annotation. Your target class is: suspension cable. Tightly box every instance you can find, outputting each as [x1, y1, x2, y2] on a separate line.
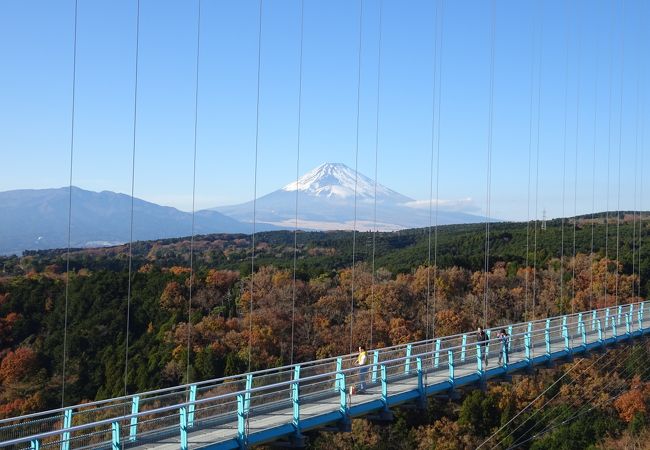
[508, 342, 650, 449]
[349, 0, 364, 355]
[604, 1, 615, 275]
[249, 0, 264, 372]
[290, 0, 305, 366]
[532, 0, 544, 322]
[614, 0, 625, 308]
[124, 0, 141, 396]
[524, 8, 536, 321]
[571, 4, 581, 314]
[369, 0, 383, 350]
[61, 0, 79, 408]
[432, 0, 444, 339]
[589, 33, 600, 312]
[482, 0, 496, 328]
[559, 1, 570, 314]
[186, 0, 202, 385]
[427, 0, 444, 341]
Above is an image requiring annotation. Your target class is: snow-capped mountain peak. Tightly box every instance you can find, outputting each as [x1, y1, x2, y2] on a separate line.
[282, 162, 410, 201]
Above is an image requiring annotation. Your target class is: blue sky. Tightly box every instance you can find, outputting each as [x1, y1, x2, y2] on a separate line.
[1, 0, 648, 221]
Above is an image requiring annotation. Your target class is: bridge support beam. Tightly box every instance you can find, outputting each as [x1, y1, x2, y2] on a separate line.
[372, 350, 379, 384]
[111, 421, 120, 450]
[60, 408, 72, 450]
[179, 407, 188, 450]
[188, 385, 197, 428]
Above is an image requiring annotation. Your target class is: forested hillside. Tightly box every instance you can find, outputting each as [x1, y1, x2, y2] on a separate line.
[1, 216, 649, 448]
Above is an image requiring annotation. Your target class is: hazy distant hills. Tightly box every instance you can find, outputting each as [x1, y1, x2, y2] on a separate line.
[0, 187, 276, 255]
[214, 163, 486, 231]
[0, 163, 488, 255]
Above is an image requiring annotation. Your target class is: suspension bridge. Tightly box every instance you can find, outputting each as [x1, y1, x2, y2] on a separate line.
[0, 302, 647, 450]
[2, 0, 649, 448]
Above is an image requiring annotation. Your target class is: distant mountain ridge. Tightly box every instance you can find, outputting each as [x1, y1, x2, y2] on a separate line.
[0, 187, 277, 255]
[0, 163, 487, 255]
[214, 162, 486, 231]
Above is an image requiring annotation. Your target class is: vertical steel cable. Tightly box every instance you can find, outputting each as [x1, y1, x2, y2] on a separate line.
[590, 35, 600, 312]
[432, 0, 444, 339]
[483, 0, 496, 328]
[249, 0, 264, 372]
[638, 11, 647, 301]
[349, 0, 364, 355]
[186, 0, 202, 385]
[614, 0, 625, 308]
[124, 0, 140, 396]
[61, 0, 79, 408]
[571, 5, 581, 314]
[524, 9, 536, 321]
[290, 0, 304, 366]
[427, 0, 443, 341]
[369, 0, 383, 350]
[532, 0, 544, 322]
[604, 1, 615, 277]
[559, 2, 570, 314]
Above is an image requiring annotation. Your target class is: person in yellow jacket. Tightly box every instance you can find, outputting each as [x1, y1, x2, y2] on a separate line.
[355, 346, 368, 393]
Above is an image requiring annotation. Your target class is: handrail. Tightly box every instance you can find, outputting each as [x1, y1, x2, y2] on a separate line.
[0, 300, 643, 449]
[0, 301, 636, 426]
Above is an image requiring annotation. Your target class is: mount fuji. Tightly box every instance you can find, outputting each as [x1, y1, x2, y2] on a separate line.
[213, 163, 486, 231]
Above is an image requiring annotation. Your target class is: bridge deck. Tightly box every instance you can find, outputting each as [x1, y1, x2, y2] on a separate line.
[0, 302, 648, 450]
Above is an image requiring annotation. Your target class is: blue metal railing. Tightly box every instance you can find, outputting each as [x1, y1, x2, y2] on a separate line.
[0, 301, 647, 450]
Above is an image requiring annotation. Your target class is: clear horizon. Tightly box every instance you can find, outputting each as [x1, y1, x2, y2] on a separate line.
[1, 0, 649, 222]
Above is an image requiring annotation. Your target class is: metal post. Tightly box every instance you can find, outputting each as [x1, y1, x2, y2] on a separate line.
[30, 440, 40, 450]
[292, 366, 301, 431]
[372, 350, 379, 383]
[448, 350, 455, 384]
[335, 357, 343, 391]
[597, 319, 603, 344]
[639, 303, 644, 331]
[524, 330, 531, 361]
[461, 334, 467, 362]
[179, 407, 188, 450]
[337, 372, 347, 414]
[237, 394, 246, 446]
[527, 322, 533, 356]
[129, 395, 139, 442]
[618, 305, 623, 325]
[507, 326, 513, 352]
[579, 314, 586, 346]
[605, 308, 611, 334]
[380, 365, 388, 408]
[111, 421, 120, 450]
[625, 312, 631, 335]
[188, 385, 197, 428]
[61, 408, 72, 450]
[434, 339, 441, 368]
[545, 319, 551, 356]
[405, 344, 412, 374]
[485, 330, 491, 359]
[562, 322, 569, 352]
[476, 344, 483, 374]
[416, 357, 425, 401]
[244, 374, 253, 414]
[611, 314, 617, 338]
[591, 309, 597, 331]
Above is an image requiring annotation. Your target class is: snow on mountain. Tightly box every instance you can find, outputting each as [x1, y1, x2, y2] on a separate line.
[212, 162, 486, 231]
[282, 162, 410, 202]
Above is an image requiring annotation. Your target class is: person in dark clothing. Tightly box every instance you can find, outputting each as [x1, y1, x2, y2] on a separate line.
[477, 327, 488, 367]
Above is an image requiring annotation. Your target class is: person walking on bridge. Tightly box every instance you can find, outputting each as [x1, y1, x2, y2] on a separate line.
[355, 346, 368, 393]
[497, 328, 509, 366]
